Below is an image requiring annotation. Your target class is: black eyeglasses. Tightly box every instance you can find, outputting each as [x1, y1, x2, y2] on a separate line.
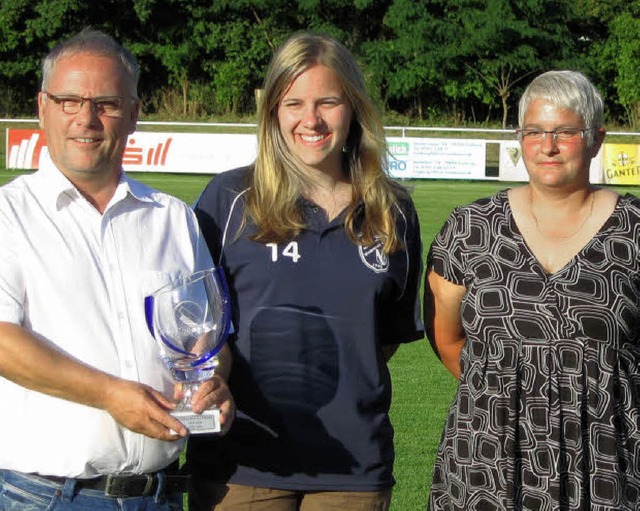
[43, 92, 134, 118]
[516, 127, 594, 143]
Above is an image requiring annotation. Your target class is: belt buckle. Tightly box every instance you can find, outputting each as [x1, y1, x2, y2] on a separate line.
[104, 474, 154, 497]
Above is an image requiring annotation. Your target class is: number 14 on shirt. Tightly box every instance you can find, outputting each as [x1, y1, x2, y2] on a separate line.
[266, 242, 301, 263]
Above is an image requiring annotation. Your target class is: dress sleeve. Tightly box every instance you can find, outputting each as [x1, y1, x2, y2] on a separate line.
[427, 206, 467, 287]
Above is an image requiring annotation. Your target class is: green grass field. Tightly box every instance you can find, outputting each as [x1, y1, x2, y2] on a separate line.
[1, 168, 638, 510]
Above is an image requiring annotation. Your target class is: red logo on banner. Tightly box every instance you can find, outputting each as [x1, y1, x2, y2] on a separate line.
[123, 137, 173, 167]
[6, 129, 47, 169]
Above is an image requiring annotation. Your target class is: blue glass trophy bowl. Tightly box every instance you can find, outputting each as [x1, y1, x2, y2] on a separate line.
[144, 267, 231, 433]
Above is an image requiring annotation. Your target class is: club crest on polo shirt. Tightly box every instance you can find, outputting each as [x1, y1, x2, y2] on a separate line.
[358, 236, 389, 273]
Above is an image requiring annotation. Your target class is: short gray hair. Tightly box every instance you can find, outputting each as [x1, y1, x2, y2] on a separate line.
[518, 70, 604, 147]
[41, 28, 139, 97]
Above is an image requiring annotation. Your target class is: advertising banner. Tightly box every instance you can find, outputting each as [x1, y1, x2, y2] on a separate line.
[8, 128, 640, 185]
[7, 129, 489, 180]
[603, 144, 640, 185]
[498, 140, 604, 184]
[6, 129, 258, 174]
[387, 137, 486, 179]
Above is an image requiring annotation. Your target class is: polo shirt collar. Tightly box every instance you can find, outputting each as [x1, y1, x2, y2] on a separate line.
[298, 195, 365, 232]
[36, 152, 155, 211]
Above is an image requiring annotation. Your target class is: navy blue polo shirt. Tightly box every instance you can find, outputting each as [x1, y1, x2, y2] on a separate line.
[188, 166, 424, 491]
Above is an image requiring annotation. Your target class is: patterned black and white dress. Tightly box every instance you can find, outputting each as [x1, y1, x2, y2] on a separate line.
[428, 190, 640, 510]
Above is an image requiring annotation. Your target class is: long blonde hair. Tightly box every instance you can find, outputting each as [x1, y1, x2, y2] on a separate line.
[246, 32, 404, 253]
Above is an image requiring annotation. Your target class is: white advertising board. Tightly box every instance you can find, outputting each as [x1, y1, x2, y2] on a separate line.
[8, 129, 488, 180]
[387, 137, 487, 179]
[6, 129, 258, 174]
[122, 132, 258, 173]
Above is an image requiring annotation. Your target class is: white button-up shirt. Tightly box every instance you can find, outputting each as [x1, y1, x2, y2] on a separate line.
[0, 155, 213, 477]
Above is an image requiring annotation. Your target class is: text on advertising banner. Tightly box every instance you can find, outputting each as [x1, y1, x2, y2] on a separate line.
[387, 137, 486, 179]
[603, 144, 640, 185]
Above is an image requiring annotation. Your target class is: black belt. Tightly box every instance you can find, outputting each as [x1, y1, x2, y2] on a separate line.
[34, 469, 190, 498]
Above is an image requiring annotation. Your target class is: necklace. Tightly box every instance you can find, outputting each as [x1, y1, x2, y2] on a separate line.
[307, 181, 352, 221]
[529, 188, 595, 240]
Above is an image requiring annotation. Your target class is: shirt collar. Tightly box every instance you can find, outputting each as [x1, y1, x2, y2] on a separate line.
[298, 195, 365, 231]
[36, 152, 155, 211]
[115, 173, 156, 206]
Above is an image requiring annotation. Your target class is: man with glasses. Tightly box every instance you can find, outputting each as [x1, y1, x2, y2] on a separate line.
[426, 70, 640, 509]
[0, 29, 234, 510]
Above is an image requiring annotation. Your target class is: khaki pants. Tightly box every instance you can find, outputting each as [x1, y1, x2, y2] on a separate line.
[189, 481, 392, 511]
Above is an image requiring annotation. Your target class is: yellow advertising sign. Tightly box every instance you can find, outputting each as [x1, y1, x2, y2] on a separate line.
[603, 144, 640, 185]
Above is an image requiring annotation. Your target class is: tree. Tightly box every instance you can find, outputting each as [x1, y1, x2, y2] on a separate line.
[443, 0, 579, 127]
[0, 0, 146, 115]
[188, 0, 290, 116]
[128, 0, 202, 117]
[362, 0, 449, 119]
[0, 0, 66, 114]
[577, 1, 640, 127]
[361, 0, 580, 126]
[0, 0, 635, 127]
[600, 10, 640, 127]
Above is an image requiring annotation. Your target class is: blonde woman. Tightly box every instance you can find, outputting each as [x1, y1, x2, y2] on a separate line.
[188, 32, 424, 511]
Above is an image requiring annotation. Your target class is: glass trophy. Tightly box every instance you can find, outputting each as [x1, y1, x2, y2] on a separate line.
[145, 267, 231, 434]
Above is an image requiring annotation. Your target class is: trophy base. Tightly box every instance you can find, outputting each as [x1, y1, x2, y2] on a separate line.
[172, 408, 221, 434]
